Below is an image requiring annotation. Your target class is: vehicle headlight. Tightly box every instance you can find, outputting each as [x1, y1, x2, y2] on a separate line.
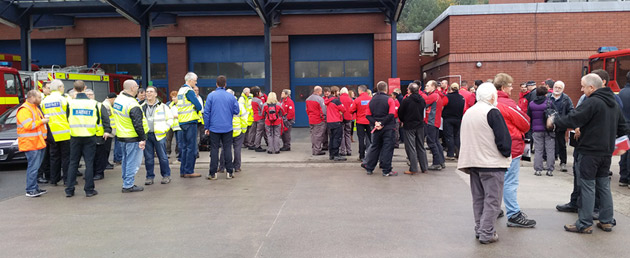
[11, 139, 18, 146]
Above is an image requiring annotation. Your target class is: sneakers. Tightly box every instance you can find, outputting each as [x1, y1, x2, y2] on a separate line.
[596, 222, 614, 232]
[280, 147, 291, 151]
[560, 163, 567, 172]
[535, 171, 542, 176]
[226, 172, 234, 179]
[428, 164, 442, 171]
[145, 178, 154, 185]
[620, 181, 629, 187]
[440, 163, 446, 169]
[161, 177, 171, 184]
[383, 171, 398, 177]
[85, 190, 98, 198]
[122, 185, 144, 193]
[25, 189, 47, 198]
[564, 224, 592, 234]
[333, 156, 347, 161]
[255, 147, 266, 152]
[556, 202, 578, 213]
[207, 174, 218, 180]
[479, 232, 499, 244]
[445, 156, 456, 161]
[507, 211, 536, 228]
[183, 173, 201, 178]
[546, 171, 553, 177]
[497, 210, 504, 219]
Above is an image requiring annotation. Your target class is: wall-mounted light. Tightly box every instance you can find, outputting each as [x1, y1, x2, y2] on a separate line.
[476, 62, 482, 68]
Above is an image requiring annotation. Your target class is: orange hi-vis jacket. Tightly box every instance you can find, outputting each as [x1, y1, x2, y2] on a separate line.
[17, 102, 47, 152]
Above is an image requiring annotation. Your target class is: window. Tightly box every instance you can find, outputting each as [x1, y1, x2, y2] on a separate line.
[295, 85, 317, 102]
[194, 63, 218, 79]
[345, 60, 369, 77]
[117, 64, 141, 80]
[100, 64, 117, 74]
[4, 73, 17, 95]
[605, 58, 616, 85]
[151, 63, 167, 79]
[590, 59, 603, 71]
[319, 61, 343, 77]
[218, 62, 243, 79]
[617, 56, 630, 89]
[295, 62, 318, 78]
[243, 62, 264, 78]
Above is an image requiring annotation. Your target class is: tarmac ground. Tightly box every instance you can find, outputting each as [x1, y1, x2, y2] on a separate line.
[2, 128, 630, 257]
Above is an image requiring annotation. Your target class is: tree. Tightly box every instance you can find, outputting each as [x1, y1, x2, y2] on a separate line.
[398, 0, 488, 33]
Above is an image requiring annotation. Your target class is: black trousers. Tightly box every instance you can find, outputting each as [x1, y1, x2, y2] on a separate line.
[94, 137, 112, 178]
[443, 118, 461, 158]
[569, 152, 600, 211]
[37, 145, 51, 180]
[209, 131, 233, 175]
[555, 129, 567, 164]
[328, 122, 342, 158]
[364, 128, 395, 174]
[356, 123, 372, 159]
[48, 140, 70, 184]
[66, 136, 96, 194]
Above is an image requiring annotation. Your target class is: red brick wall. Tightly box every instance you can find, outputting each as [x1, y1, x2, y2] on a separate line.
[374, 36, 392, 87]
[167, 37, 187, 94]
[65, 39, 86, 66]
[397, 40, 421, 81]
[271, 36, 290, 97]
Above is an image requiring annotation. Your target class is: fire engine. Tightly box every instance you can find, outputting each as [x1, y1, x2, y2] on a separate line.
[588, 48, 630, 92]
[0, 62, 133, 114]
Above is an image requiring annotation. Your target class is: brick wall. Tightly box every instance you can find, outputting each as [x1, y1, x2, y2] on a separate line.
[397, 40, 421, 81]
[374, 37, 392, 86]
[167, 37, 188, 94]
[271, 36, 290, 96]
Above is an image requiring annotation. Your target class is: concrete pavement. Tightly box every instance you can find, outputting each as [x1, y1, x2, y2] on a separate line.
[1, 128, 630, 257]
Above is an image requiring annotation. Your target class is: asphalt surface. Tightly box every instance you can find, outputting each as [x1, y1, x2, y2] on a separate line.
[2, 128, 630, 257]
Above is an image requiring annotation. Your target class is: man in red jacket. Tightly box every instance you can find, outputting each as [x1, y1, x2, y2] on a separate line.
[459, 80, 475, 111]
[349, 85, 372, 161]
[251, 87, 267, 152]
[494, 73, 537, 228]
[322, 87, 331, 150]
[423, 80, 446, 170]
[339, 87, 354, 156]
[326, 86, 347, 161]
[280, 89, 295, 151]
[306, 86, 327, 155]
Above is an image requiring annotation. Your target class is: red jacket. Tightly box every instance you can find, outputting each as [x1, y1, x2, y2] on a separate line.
[252, 97, 264, 121]
[263, 103, 284, 126]
[518, 91, 530, 114]
[260, 93, 268, 104]
[422, 91, 444, 128]
[305, 94, 326, 124]
[349, 92, 371, 125]
[459, 89, 475, 112]
[339, 93, 354, 121]
[326, 96, 346, 123]
[281, 97, 295, 120]
[393, 98, 400, 118]
[497, 91, 531, 158]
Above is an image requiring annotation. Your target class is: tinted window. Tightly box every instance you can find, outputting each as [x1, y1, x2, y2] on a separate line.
[295, 85, 317, 102]
[295, 62, 318, 78]
[151, 63, 167, 79]
[194, 63, 218, 79]
[345, 60, 369, 77]
[218, 62, 243, 79]
[243, 62, 264, 79]
[319, 61, 343, 77]
[4, 73, 17, 95]
[118, 64, 142, 80]
[591, 59, 603, 71]
[617, 56, 630, 89]
[606, 58, 616, 84]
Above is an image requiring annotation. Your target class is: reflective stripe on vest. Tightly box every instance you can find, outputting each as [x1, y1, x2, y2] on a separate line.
[142, 102, 171, 141]
[113, 94, 148, 138]
[176, 86, 199, 123]
[68, 98, 98, 137]
[40, 91, 70, 141]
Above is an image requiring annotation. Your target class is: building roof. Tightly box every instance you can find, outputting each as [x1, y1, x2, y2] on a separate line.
[397, 33, 421, 41]
[420, 1, 630, 35]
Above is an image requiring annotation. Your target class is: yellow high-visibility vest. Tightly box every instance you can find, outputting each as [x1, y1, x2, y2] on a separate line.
[169, 101, 181, 131]
[40, 91, 70, 142]
[95, 102, 104, 137]
[68, 98, 99, 137]
[176, 86, 199, 123]
[233, 98, 249, 137]
[103, 100, 116, 135]
[142, 101, 173, 141]
[113, 93, 148, 138]
[239, 93, 253, 126]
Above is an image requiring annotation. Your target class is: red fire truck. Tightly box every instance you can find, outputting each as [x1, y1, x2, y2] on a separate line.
[588, 48, 630, 92]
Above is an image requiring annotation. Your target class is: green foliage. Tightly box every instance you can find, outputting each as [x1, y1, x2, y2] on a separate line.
[397, 0, 488, 33]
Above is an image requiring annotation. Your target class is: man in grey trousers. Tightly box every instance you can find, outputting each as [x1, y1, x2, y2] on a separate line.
[306, 86, 327, 155]
[398, 83, 429, 174]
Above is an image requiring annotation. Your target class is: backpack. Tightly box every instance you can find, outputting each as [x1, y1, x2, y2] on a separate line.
[543, 97, 557, 132]
[266, 104, 279, 123]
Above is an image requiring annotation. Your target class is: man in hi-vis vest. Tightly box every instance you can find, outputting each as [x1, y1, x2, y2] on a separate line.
[177, 72, 203, 178]
[113, 80, 148, 193]
[65, 81, 111, 198]
[40, 79, 70, 186]
[18, 90, 49, 197]
[142, 86, 174, 185]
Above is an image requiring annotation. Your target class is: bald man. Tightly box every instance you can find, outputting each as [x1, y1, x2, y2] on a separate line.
[306, 86, 327, 155]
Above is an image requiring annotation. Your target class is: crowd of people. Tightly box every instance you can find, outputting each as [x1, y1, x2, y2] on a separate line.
[16, 67, 630, 244]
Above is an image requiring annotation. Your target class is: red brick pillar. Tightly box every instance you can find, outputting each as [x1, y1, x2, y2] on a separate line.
[271, 35, 289, 97]
[373, 33, 392, 88]
[167, 37, 187, 94]
[66, 38, 87, 67]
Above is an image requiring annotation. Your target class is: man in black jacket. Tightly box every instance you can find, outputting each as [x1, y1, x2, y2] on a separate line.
[443, 83, 465, 160]
[398, 83, 428, 175]
[361, 81, 398, 176]
[618, 71, 630, 187]
[548, 81, 574, 172]
[549, 73, 628, 234]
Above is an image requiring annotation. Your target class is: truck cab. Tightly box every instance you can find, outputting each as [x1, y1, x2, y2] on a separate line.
[0, 67, 24, 115]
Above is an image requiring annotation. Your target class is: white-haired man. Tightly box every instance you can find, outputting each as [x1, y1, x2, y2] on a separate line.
[338, 87, 354, 156]
[548, 81, 574, 172]
[177, 72, 203, 178]
[458, 82, 512, 244]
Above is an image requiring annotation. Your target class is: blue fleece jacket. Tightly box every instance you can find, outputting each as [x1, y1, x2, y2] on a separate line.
[203, 87, 240, 133]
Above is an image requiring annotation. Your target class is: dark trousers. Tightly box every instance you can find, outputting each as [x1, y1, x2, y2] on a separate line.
[364, 128, 395, 174]
[356, 123, 372, 159]
[555, 130, 567, 164]
[569, 152, 600, 211]
[166, 129, 174, 155]
[443, 118, 461, 158]
[281, 120, 294, 149]
[403, 125, 429, 172]
[66, 136, 96, 194]
[48, 140, 70, 184]
[425, 124, 445, 165]
[620, 152, 630, 184]
[470, 169, 505, 242]
[94, 137, 112, 178]
[37, 145, 51, 180]
[210, 131, 233, 175]
[220, 133, 245, 171]
[576, 155, 614, 230]
[328, 122, 342, 158]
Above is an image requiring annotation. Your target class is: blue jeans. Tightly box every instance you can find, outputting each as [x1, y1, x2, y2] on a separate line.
[113, 138, 123, 162]
[179, 123, 198, 175]
[25, 148, 45, 192]
[144, 133, 171, 179]
[120, 141, 143, 189]
[503, 156, 521, 219]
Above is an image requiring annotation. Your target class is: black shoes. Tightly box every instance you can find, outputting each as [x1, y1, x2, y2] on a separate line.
[314, 152, 326, 156]
[255, 148, 266, 152]
[94, 174, 104, 180]
[428, 164, 442, 171]
[248, 147, 255, 150]
[86, 190, 98, 197]
[106, 163, 114, 170]
[267, 151, 273, 154]
[25, 189, 47, 198]
[122, 185, 144, 193]
[66, 191, 74, 198]
[556, 203, 578, 213]
[280, 147, 290, 151]
[498, 210, 504, 218]
[507, 211, 536, 228]
[546, 171, 553, 177]
[333, 156, 347, 161]
[37, 177, 49, 184]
